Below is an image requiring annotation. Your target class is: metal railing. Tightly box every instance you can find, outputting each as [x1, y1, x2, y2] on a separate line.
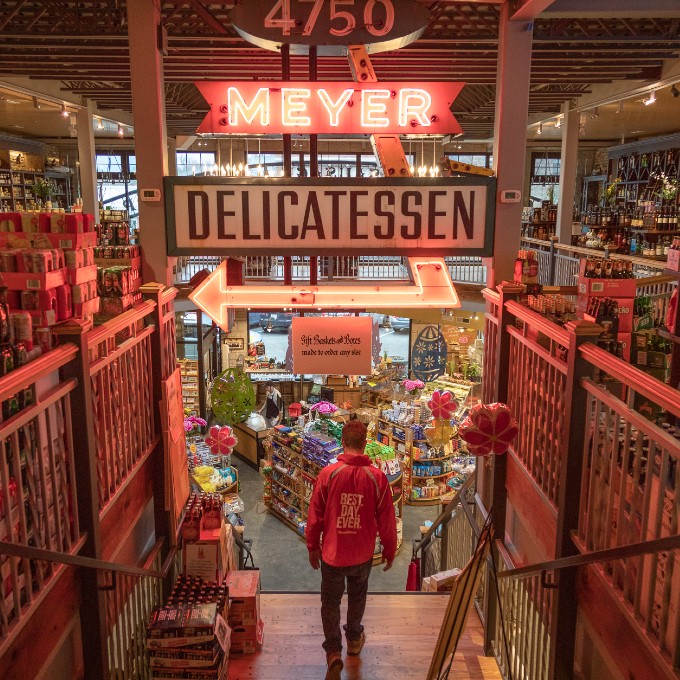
[87, 303, 158, 512]
[174, 255, 487, 286]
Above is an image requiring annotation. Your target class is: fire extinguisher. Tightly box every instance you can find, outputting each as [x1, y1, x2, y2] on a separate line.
[406, 544, 421, 591]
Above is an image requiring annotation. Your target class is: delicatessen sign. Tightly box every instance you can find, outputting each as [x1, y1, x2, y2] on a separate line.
[291, 317, 373, 375]
[165, 177, 495, 257]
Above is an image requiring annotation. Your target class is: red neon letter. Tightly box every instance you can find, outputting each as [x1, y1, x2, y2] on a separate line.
[398, 88, 432, 127]
[228, 87, 270, 126]
[317, 88, 353, 127]
[282, 88, 312, 127]
[361, 89, 390, 127]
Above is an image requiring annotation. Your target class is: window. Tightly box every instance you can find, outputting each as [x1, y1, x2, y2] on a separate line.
[245, 152, 388, 178]
[176, 151, 216, 176]
[96, 150, 138, 229]
[529, 152, 561, 207]
[445, 153, 492, 169]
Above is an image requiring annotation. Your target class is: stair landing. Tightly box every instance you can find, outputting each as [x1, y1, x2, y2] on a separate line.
[228, 593, 502, 679]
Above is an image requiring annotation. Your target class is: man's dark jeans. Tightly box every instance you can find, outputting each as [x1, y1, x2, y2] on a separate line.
[320, 558, 373, 654]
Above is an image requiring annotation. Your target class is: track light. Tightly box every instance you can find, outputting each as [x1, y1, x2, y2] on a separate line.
[96, 118, 104, 130]
[61, 104, 68, 118]
[617, 101, 623, 114]
[33, 96, 41, 110]
[537, 122, 542, 135]
[671, 84, 680, 99]
[644, 91, 656, 106]
[118, 124, 124, 136]
[554, 117, 561, 129]
[590, 107, 599, 119]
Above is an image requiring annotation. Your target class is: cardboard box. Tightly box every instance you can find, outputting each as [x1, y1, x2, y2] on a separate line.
[667, 248, 680, 273]
[67, 264, 98, 285]
[0, 231, 97, 249]
[224, 570, 260, 624]
[229, 619, 264, 655]
[421, 567, 461, 592]
[577, 275, 637, 298]
[184, 524, 228, 584]
[0, 267, 66, 291]
[577, 297, 634, 333]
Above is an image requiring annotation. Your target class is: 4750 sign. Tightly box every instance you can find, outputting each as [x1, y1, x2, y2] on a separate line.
[231, 0, 430, 55]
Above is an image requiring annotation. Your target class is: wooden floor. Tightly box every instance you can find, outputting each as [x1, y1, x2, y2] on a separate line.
[228, 593, 502, 679]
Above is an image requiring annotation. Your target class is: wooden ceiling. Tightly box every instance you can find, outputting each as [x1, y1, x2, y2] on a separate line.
[1, 1, 679, 139]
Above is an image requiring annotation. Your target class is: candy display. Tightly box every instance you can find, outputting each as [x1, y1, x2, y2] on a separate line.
[459, 402, 518, 457]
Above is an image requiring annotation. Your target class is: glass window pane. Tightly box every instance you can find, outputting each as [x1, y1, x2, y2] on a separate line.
[96, 154, 122, 173]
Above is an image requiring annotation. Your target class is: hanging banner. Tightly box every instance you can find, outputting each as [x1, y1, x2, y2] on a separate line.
[165, 177, 495, 257]
[195, 81, 463, 135]
[291, 316, 373, 375]
[231, 0, 431, 56]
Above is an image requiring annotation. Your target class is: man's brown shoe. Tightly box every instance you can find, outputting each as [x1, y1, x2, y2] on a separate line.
[347, 632, 366, 656]
[325, 652, 343, 680]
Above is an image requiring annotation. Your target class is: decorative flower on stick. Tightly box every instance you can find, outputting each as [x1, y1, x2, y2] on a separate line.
[459, 403, 518, 457]
[204, 425, 238, 456]
[427, 390, 458, 420]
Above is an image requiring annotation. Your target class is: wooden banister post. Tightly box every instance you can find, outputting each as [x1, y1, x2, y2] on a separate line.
[141, 283, 173, 591]
[53, 319, 108, 678]
[550, 319, 602, 680]
[549, 236, 558, 286]
[483, 282, 523, 655]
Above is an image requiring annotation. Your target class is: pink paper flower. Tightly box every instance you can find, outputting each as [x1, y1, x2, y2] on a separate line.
[401, 379, 425, 393]
[204, 425, 238, 456]
[427, 390, 458, 420]
[459, 403, 518, 457]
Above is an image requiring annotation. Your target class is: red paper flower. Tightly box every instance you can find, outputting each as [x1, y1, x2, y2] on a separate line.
[459, 403, 518, 457]
[427, 390, 458, 420]
[205, 425, 238, 456]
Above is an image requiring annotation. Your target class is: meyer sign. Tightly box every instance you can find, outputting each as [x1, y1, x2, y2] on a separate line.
[166, 177, 495, 257]
[231, 0, 430, 56]
[195, 81, 463, 135]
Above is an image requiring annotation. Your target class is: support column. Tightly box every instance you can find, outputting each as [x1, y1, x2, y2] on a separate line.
[491, 4, 533, 282]
[76, 100, 98, 216]
[167, 137, 177, 176]
[556, 101, 580, 244]
[127, 0, 171, 286]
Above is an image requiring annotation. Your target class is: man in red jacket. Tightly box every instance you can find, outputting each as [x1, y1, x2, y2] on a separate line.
[306, 420, 398, 680]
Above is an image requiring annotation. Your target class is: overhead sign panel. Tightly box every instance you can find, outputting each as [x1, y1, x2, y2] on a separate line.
[291, 317, 373, 375]
[231, 0, 430, 56]
[195, 82, 463, 135]
[165, 177, 495, 257]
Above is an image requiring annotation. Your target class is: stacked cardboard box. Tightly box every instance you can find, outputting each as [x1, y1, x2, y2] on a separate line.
[146, 578, 230, 680]
[225, 570, 264, 654]
[577, 260, 637, 360]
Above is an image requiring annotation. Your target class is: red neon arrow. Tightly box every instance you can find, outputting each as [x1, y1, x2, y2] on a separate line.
[189, 257, 460, 330]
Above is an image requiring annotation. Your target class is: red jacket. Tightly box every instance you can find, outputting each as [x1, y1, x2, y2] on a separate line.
[306, 451, 398, 567]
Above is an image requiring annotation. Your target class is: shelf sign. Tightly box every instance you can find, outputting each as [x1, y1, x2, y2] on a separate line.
[165, 177, 494, 257]
[291, 317, 373, 375]
[231, 0, 430, 56]
[195, 81, 463, 135]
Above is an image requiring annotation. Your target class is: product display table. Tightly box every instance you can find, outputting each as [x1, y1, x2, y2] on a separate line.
[233, 422, 273, 468]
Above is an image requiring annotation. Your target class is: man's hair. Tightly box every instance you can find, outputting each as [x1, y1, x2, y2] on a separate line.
[342, 420, 367, 451]
[265, 381, 274, 388]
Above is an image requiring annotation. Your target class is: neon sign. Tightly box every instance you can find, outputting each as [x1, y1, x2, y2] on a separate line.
[189, 258, 461, 330]
[195, 82, 463, 135]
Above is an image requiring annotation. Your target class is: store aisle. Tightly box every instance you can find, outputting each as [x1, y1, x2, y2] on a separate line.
[234, 459, 439, 592]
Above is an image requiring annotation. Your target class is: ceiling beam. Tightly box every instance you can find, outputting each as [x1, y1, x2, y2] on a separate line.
[511, 0, 556, 21]
[540, 0, 680, 19]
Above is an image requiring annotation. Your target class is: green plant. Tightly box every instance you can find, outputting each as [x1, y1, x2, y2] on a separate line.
[604, 177, 622, 205]
[652, 172, 679, 201]
[546, 185, 556, 205]
[32, 177, 54, 201]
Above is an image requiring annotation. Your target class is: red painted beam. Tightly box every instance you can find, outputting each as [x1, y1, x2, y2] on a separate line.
[512, 0, 556, 21]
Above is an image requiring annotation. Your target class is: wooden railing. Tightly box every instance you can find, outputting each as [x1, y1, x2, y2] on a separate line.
[86, 303, 157, 512]
[0, 344, 83, 648]
[575, 344, 680, 668]
[0, 283, 179, 679]
[480, 282, 680, 679]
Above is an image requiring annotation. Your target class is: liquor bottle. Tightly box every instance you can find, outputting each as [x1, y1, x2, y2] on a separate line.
[584, 258, 596, 278]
